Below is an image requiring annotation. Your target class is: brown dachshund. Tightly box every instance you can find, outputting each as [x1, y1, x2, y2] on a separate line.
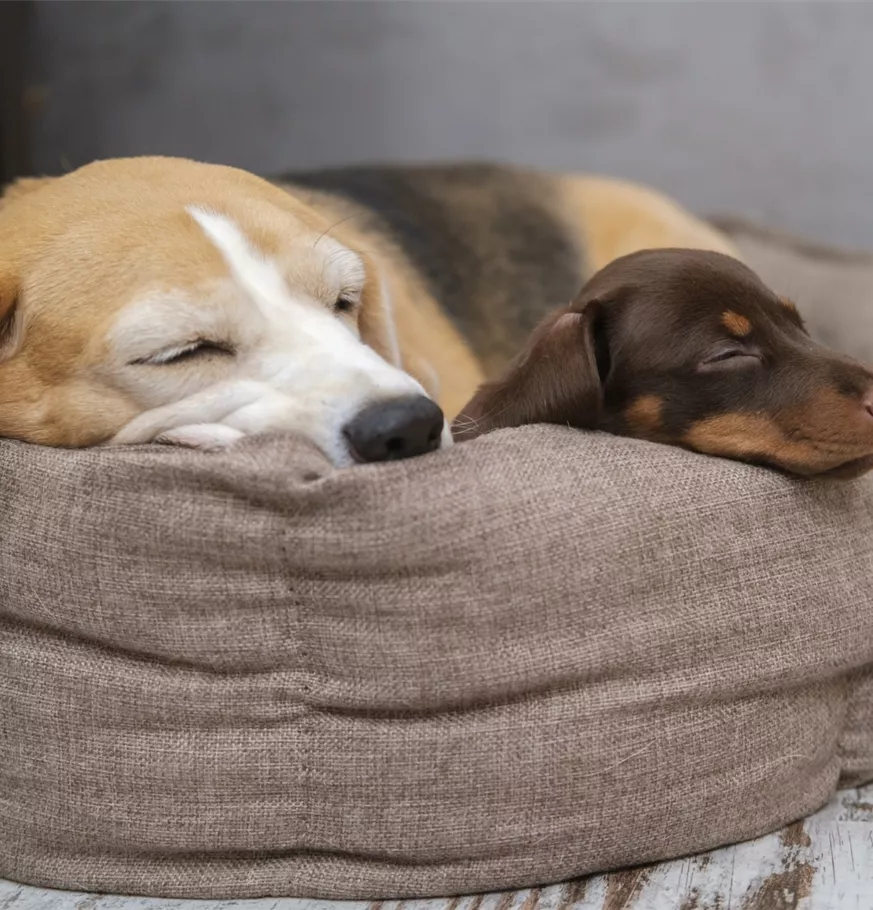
[453, 248, 873, 479]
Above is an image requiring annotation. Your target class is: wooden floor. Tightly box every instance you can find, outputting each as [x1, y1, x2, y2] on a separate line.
[0, 784, 870, 910]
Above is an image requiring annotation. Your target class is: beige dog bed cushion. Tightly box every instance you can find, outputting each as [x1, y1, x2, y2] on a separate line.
[1, 224, 873, 901]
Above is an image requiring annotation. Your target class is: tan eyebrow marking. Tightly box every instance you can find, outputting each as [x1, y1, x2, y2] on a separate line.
[722, 310, 752, 337]
[780, 296, 799, 313]
[625, 394, 663, 432]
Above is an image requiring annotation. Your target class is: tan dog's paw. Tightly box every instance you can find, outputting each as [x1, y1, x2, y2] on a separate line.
[155, 423, 246, 450]
[110, 380, 280, 446]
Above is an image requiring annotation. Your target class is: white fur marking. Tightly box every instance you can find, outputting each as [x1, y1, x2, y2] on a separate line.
[188, 207, 298, 322]
[156, 423, 245, 450]
[319, 239, 367, 297]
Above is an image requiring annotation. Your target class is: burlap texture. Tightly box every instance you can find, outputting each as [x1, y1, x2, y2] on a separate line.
[1, 228, 872, 900]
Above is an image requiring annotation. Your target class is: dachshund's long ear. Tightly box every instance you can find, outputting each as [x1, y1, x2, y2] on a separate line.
[453, 292, 606, 441]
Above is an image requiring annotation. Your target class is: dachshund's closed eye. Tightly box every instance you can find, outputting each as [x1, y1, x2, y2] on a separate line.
[453, 248, 873, 479]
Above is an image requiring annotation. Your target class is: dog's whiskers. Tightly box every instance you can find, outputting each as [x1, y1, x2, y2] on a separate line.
[313, 213, 366, 247]
[452, 401, 517, 435]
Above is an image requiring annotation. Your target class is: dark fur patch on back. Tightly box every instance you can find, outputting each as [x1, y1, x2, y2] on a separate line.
[279, 163, 586, 373]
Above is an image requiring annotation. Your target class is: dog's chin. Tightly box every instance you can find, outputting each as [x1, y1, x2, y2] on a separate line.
[815, 454, 873, 480]
[771, 452, 873, 480]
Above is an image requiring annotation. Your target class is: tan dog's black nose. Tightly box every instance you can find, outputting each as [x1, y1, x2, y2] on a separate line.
[343, 395, 445, 462]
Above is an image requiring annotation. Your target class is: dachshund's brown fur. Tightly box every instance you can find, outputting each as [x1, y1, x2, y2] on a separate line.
[454, 249, 873, 478]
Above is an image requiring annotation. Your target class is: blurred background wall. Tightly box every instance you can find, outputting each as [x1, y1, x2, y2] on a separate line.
[24, 1, 873, 247]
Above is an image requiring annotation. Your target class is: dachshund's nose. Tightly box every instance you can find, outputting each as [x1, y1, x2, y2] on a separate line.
[344, 395, 445, 462]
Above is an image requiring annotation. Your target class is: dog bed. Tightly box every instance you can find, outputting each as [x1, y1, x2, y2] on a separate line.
[1, 224, 872, 901]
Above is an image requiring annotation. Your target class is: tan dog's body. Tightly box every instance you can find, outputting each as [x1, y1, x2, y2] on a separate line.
[0, 157, 736, 463]
[278, 163, 739, 400]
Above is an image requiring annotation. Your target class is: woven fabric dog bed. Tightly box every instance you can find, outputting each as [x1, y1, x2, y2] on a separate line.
[1, 225, 873, 901]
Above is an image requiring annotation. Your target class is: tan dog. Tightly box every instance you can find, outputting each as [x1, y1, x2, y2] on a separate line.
[0, 156, 736, 464]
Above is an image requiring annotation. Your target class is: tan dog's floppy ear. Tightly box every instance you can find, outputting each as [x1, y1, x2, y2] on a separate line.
[0, 178, 52, 360]
[0, 271, 21, 362]
[453, 293, 605, 442]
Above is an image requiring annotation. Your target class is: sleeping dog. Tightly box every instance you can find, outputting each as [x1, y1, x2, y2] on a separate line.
[0, 156, 734, 465]
[454, 248, 873, 478]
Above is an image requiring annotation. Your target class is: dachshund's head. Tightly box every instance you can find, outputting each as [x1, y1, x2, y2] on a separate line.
[454, 249, 873, 478]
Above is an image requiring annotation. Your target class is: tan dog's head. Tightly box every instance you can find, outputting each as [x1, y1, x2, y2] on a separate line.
[0, 156, 449, 465]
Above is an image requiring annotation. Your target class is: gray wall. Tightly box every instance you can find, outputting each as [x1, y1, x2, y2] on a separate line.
[27, 1, 873, 247]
